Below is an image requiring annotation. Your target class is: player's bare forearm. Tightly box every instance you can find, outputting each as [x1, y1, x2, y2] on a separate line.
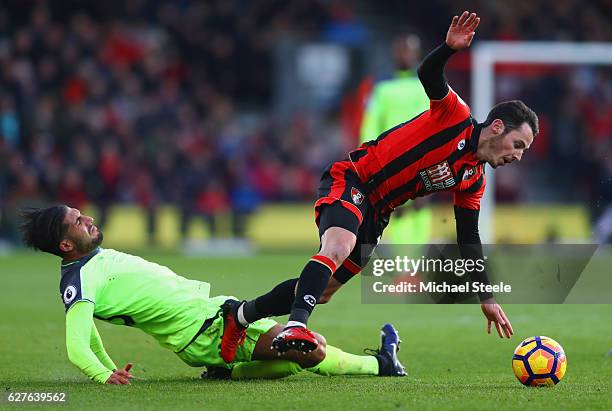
[446, 11, 480, 51]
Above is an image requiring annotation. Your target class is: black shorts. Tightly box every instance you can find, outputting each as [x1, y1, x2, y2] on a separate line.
[314, 160, 390, 284]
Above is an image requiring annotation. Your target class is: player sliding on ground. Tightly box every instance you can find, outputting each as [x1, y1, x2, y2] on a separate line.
[19, 205, 407, 384]
[221, 11, 537, 361]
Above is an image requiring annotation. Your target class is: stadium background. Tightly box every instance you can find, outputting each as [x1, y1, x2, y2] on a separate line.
[0, 0, 610, 249]
[0, 1, 610, 410]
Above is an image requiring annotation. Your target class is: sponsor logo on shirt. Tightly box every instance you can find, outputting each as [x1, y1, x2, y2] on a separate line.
[457, 139, 466, 150]
[420, 161, 456, 192]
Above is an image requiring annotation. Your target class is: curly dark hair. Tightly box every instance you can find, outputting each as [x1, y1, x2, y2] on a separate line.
[19, 205, 68, 257]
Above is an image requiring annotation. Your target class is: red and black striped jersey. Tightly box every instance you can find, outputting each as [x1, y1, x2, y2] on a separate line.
[349, 87, 486, 214]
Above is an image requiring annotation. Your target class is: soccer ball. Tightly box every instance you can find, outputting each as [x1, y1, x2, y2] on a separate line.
[512, 336, 567, 387]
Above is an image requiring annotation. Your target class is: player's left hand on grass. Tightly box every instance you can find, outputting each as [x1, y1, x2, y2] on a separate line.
[480, 300, 513, 339]
[106, 363, 134, 385]
[446, 11, 480, 50]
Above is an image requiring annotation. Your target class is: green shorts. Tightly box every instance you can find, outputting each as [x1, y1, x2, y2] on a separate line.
[175, 295, 277, 368]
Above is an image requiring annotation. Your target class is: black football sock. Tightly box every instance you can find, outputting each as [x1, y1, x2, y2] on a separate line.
[287, 255, 337, 326]
[239, 278, 299, 325]
[375, 352, 391, 376]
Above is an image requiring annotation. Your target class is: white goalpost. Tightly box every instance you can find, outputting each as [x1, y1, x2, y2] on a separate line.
[471, 41, 612, 243]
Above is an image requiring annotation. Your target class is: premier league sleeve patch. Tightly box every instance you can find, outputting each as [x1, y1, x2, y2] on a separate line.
[63, 285, 78, 305]
[59, 266, 89, 312]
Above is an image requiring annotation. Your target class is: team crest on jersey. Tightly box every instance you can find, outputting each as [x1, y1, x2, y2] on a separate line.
[63, 285, 77, 305]
[351, 187, 364, 205]
[457, 139, 466, 150]
[462, 166, 478, 181]
[420, 161, 456, 192]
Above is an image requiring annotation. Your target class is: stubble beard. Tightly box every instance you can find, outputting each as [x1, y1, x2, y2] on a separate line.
[75, 231, 104, 254]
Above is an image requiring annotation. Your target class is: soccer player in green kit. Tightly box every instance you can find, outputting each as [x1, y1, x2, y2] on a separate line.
[360, 33, 432, 248]
[19, 205, 406, 384]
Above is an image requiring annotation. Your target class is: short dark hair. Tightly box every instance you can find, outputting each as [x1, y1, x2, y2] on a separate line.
[19, 205, 68, 257]
[485, 100, 539, 137]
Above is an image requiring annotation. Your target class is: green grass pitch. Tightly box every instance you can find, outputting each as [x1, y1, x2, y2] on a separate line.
[1, 250, 610, 410]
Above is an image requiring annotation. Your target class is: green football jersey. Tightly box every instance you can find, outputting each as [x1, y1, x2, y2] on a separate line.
[360, 70, 430, 143]
[359, 70, 433, 244]
[60, 248, 211, 352]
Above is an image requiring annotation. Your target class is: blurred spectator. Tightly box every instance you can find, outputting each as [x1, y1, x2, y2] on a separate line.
[57, 167, 88, 210]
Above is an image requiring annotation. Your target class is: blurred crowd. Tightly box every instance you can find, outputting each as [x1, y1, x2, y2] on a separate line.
[0, 0, 345, 244]
[0, 0, 610, 245]
[371, 0, 611, 43]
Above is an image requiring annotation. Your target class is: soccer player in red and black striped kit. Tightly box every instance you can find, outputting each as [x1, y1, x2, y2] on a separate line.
[220, 11, 538, 362]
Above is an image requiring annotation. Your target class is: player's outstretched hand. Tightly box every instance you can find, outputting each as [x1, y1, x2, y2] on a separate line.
[106, 363, 134, 385]
[446, 11, 480, 50]
[480, 300, 514, 339]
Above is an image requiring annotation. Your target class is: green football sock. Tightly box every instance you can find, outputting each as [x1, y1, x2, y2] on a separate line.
[230, 346, 379, 379]
[230, 360, 303, 380]
[307, 345, 379, 376]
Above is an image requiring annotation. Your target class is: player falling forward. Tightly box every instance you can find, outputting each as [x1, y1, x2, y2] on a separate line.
[221, 11, 537, 360]
[19, 205, 406, 384]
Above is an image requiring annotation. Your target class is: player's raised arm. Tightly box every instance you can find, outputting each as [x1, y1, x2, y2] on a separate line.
[417, 11, 480, 100]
